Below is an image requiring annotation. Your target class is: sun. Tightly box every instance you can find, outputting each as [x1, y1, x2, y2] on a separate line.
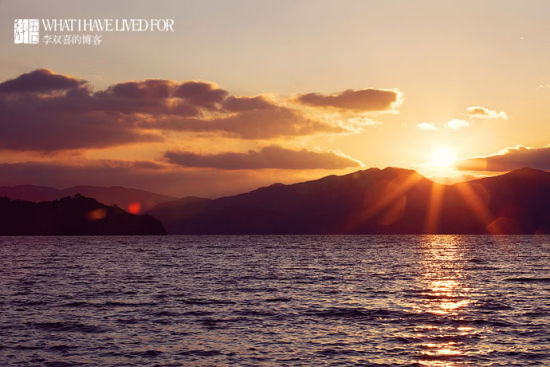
[431, 148, 457, 168]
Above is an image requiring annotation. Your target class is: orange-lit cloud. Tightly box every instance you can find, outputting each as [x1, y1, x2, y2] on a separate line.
[164, 145, 362, 170]
[0, 69, 393, 196]
[466, 106, 507, 120]
[295, 88, 401, 112]
[457, 144, 550, 171]
[0, 69, 392, 152]
[0, 69, 86, 93]
[146, 107, 346, 139]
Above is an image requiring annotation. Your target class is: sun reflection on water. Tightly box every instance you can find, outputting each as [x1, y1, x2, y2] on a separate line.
[415, 236, 471, 366]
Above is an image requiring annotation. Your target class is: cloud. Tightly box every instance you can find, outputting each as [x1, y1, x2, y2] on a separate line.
[164, 145, 362, 170]
[457, 145, 550, 171]
[0, 69, 383, 152]
[417, 122, 438, 131]
[295, 88, 401, 112]
[346, 116, 380, 127]
[94, 79, 200, 116]
[445, 119, 471, 130]
[222, 96, 275, 112]
[174, 81, 228, 108]
[0, 69, 86, 93]
[0, 94, 163, 151]
[105, 79, 175, 99]
[466, 106, 507, 120]
[148, 107, 347, 139]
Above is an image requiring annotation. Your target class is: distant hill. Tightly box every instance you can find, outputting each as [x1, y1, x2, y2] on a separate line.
[148, 167, 550, 234]
[0, 185, 176, 214]
[0, 195, 166, 235]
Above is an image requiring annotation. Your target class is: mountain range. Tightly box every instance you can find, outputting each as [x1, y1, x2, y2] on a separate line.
[0, 195, 166, 235]
[147, 167, 550, 234]
[2, 167, 550, 235]
[0, 185, 175, 213]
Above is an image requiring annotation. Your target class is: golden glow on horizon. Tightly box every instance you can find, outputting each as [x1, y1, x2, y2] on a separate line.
[430, 148, 457, 169]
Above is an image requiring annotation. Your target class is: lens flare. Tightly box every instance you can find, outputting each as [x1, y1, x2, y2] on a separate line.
[127, 202, 142, 214]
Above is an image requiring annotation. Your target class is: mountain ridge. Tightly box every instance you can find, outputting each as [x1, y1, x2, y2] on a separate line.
[0, 195, 166, 235]
[148, 167, 550, 234]
[0, 184, 176, 213]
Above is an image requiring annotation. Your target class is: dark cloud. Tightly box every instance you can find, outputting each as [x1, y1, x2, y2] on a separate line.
[295, 88, 399, 111]
[222, 96, 275, 112]
[457, 145, 550, 171]
[174, 81, 228, 108]
[0, 93, 162, 151]
[148, 107, 346, 139]
[93, 80, 198, 116]
[106, 79, 176, 100]
[164, 145, 361, 170]
[0, 69, 389, 152]
[0, 69, 86, 94]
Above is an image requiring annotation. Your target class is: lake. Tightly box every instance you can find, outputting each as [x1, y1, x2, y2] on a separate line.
[1, 235, 549, 366]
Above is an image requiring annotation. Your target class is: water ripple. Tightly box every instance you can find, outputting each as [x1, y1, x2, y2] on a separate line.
[0, 235, 550, 366]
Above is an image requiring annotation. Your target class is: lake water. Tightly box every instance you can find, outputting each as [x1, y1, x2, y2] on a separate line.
[1, 235, 549, 366]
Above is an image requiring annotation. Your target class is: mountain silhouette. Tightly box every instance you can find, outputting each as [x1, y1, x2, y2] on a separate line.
[0, 185, 175, 213]
[148, 167, 550, 234]
[0, 195, 166, 235]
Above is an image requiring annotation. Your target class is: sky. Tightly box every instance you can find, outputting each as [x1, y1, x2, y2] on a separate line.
[1, 0, 550, 197]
